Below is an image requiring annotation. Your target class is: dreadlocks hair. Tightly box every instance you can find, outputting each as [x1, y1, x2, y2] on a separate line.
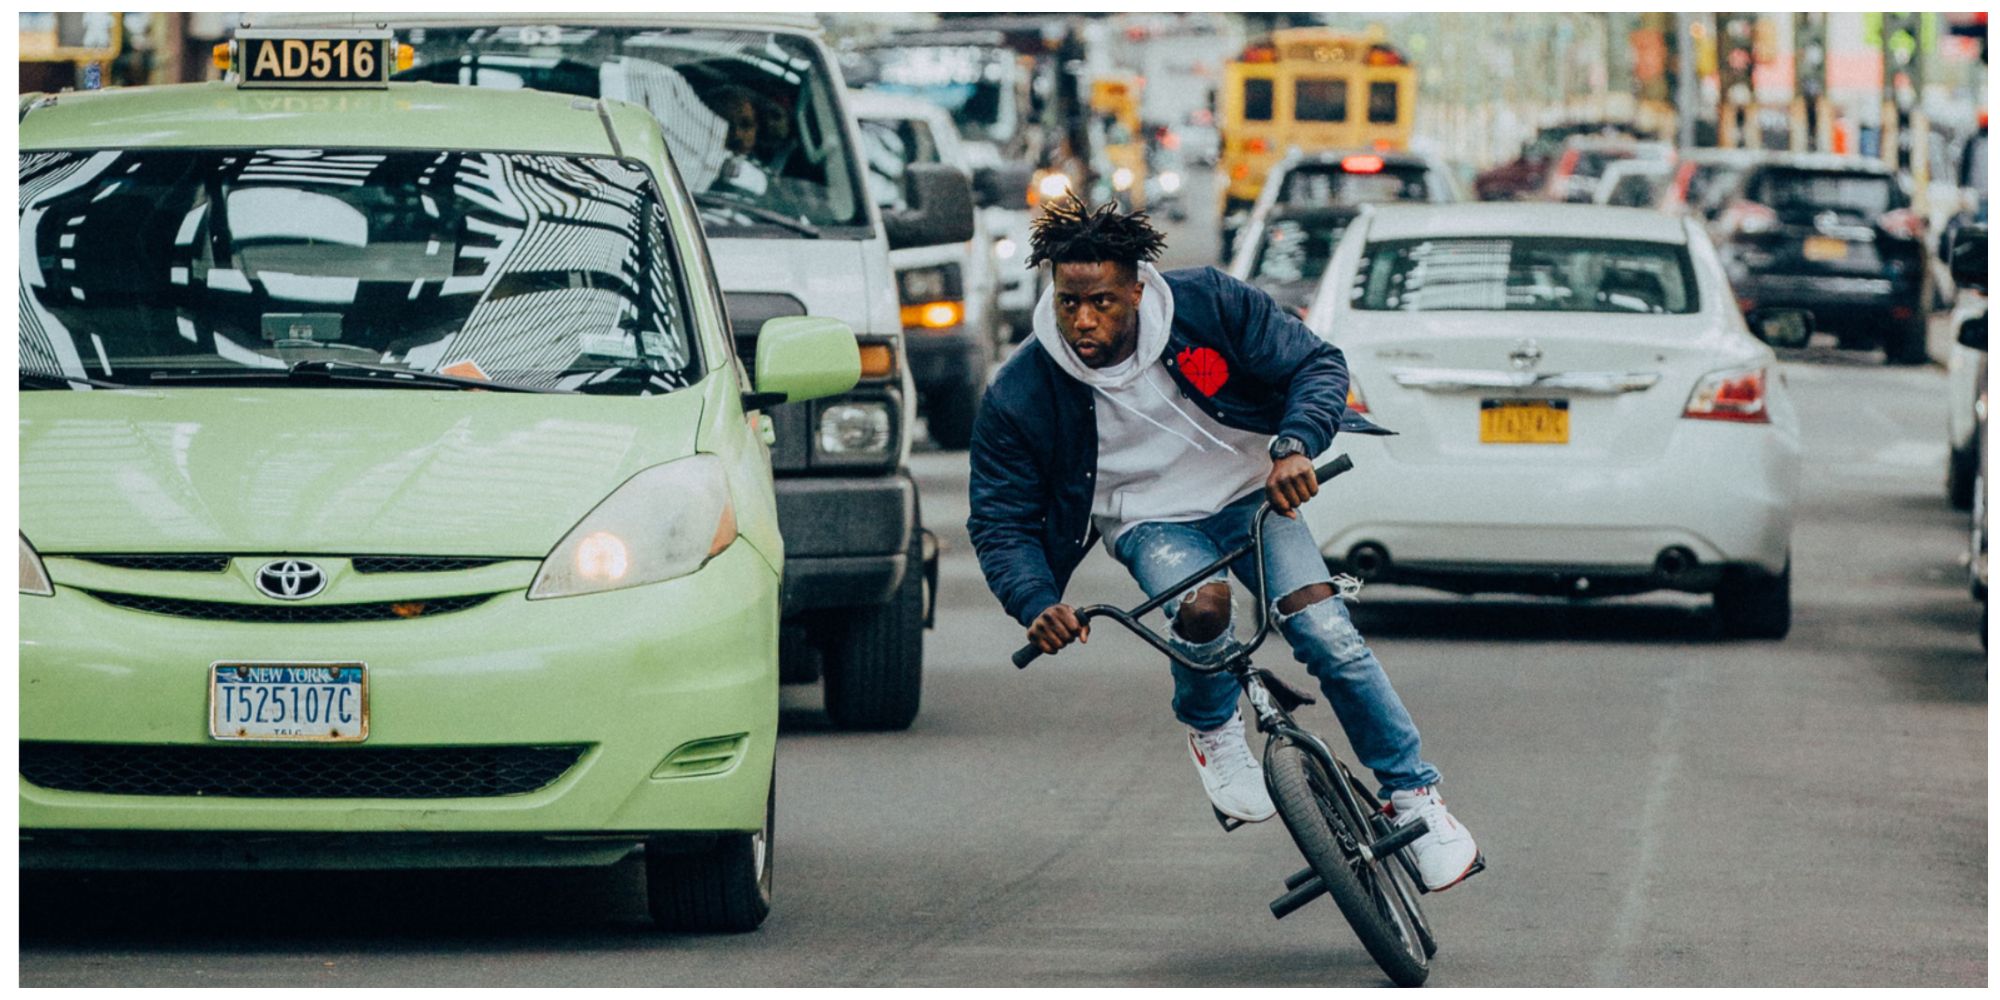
[1025, 196, 1167, 275]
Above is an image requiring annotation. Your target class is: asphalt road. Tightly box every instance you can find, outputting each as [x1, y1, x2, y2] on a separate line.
[20, 177, 1987, 988]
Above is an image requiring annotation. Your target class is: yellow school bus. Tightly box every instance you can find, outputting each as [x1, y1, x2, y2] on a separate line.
[1091, 75, 1147, 209]
[1219, 28, 1416, 217]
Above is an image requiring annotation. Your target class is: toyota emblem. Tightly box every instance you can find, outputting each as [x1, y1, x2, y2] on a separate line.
[255, 559, 327, 601]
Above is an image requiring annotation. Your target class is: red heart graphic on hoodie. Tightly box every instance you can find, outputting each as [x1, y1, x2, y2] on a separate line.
[1177, 347, 1229, 397]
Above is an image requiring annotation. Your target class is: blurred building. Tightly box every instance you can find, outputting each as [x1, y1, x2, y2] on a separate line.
[19, 12, 234, 94]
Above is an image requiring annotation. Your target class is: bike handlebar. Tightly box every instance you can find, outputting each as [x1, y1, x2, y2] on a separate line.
[1012, 454, 1355, 670]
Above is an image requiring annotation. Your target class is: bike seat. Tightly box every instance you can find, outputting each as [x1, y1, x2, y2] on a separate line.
[1255, 669, 1319, 711]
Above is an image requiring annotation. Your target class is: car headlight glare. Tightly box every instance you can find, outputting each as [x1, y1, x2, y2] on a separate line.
[20, 534, 52, 597]
[1159, 170, 1183, 193]
[994, 237, 1017, 260]
[817, 403, 893, 456]
[1112, 167, 1135, 192]
[528, 456, 736, 600]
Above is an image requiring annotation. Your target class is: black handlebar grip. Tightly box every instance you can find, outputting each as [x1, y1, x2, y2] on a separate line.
[1012, 644, 1043, 669]
[1315, 454, 1354, 482]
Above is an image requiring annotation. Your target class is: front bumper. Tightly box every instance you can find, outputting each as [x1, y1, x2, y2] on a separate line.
[774, 472, 915, 615]
[1304, 424, 1799, 593]
[19, 543, 778, 851]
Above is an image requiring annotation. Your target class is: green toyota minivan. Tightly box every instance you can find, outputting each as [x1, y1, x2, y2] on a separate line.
[17, 30, 858, 932]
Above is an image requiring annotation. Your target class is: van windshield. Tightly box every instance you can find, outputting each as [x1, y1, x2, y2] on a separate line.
[846, 45, 1018, 147]
[398, 25, 870, 239]
[20, 149, 704, 393]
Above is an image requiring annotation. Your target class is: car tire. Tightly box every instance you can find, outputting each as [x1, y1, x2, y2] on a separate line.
[925, 381, 979, 451]
[821, 532, 923, 730]
[1947, 441, 1978, 511]
[1883, 316, 1931, 366]
[1714, 556, 1792, 639]
[646, 780, 773, 933]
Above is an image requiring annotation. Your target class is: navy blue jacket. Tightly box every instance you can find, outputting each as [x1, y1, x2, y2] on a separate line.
[966, 266, 1386, 627]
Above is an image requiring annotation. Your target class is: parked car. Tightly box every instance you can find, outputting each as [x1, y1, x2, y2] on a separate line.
[1594, 159, 1675, 208]
[1710, 154, 1932, 364]
[1543, 137, 1673, 203]
[1226, 150, 1457, 315]
[272, 12, 979, 729]
[1946, 227, 1988, 636]
[1301, 203, 1806, 637]
[19, 30, 861, 930]
[1945, 135, 1990, 509]
[851, 89, 999, 449]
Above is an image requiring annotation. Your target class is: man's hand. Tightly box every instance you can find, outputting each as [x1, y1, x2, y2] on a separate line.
[1028, 603, 1090, 655]
[1266, 454, 1319, 518]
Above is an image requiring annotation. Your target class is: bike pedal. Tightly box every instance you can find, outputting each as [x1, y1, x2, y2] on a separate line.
[1212, 806, 1246, 833]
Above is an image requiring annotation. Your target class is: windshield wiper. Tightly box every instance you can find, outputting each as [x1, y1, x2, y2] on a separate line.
[693, 192, 822, 238]
[20, 370, 137, 391]
[149, 361, 572, 394]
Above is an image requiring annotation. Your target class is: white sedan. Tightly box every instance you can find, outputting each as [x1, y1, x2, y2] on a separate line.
[1301, 203, 1807, 637]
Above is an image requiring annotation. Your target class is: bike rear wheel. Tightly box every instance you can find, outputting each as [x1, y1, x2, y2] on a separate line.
[1265, 738, 1430, 986]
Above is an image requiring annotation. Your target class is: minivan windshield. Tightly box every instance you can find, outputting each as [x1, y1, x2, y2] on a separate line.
[1352, 237, 1699, 314]
[20, 149, 703, 393]
[397, 24, 870, 238]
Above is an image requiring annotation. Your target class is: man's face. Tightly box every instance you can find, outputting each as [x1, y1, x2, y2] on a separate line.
[1051, 260, 1143, 369]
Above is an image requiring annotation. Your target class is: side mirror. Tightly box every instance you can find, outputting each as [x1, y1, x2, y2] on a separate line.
[746, 316, 860, 409]
[884, 162, 976, 250]
[972, 162, 1035, 210]
[1950, 225, 1986, 294]
[1745, 307, 1814, 350]
[1957, 317, 1987, 352]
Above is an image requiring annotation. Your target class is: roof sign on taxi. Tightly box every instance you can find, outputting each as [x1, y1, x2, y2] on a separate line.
[223, 30, 407, 89]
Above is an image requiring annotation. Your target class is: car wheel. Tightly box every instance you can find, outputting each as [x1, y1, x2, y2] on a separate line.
[1714, 556, 1792, 639]
[925, 380, 980, 451]
[1947, 441, 1978, 511]
[646, 779, 774, 933]
[1883, 316, 1931, 366]
[821, 532, 924, 730]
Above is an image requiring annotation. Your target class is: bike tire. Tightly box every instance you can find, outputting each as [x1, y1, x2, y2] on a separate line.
[1266, 739, 1430, 987]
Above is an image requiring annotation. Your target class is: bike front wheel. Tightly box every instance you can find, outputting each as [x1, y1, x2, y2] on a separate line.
[1265, 738, 1430, 987]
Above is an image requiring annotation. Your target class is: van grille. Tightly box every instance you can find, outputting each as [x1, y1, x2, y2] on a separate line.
[76, 555, 231, 573]
[21, 742, 588, 799]
[84, 591, 493, 623]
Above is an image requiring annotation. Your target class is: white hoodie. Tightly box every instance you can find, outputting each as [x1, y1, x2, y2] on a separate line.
[1032, 263, 1274, 548]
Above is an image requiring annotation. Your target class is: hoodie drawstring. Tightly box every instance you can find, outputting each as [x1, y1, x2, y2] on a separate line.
[1146, 374, 1238, 452]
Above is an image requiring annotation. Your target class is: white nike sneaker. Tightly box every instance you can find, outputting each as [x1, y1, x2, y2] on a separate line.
[1188, 714, 1276, 823]
[1387, 786, 1484, 892]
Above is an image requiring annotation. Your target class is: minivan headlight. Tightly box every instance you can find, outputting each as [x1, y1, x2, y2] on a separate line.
[817, 402, 893, 456]
[20, 534, 52, 597]
[528, 456, 737, 600]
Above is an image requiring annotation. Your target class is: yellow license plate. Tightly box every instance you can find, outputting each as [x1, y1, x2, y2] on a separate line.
[1480, 400, 1569, 444]
[1802, 236, 1850, 262]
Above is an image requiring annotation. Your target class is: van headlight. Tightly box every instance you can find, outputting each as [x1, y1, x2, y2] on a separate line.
[528, 456, 737, 600]
[817, 402, 893, 456]
[20, 534, 52, 597]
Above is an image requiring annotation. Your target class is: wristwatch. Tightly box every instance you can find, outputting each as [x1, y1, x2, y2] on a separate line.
[1269, 436, 1308, 462]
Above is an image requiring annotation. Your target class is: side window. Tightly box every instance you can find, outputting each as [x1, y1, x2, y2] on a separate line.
[1367, 82, 1399, 124]
[1294, 79, 1347, 123]
[1242, 78, 1274, 122]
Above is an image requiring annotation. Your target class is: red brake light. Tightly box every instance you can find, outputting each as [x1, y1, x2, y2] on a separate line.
[1341, 155, 1385, 174]
[1365, 46, 1404, 67]
[1878, 207, 1924, 240]
[1684, 368, 1769, 423]
[1345, 383, 1368, 415]
[1246, 138, 1270, 154]
[1242, 45, 1276, 63]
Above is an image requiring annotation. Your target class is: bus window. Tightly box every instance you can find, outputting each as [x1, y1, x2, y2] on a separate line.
[1367, 82, 1399, 124]
[1295, 79, 1348, 123]
[1243, 78, 1274, 122]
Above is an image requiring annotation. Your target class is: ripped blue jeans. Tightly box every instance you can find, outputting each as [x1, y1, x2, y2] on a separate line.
[1110, 490, 1441, 797]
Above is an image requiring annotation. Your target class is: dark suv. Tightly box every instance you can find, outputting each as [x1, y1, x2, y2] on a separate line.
[1711, 155, 1932, 364]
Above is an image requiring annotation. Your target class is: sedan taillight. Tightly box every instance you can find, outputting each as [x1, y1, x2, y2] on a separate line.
[1346, 381, 1369, 415]
[1684, 367, 1770, 423]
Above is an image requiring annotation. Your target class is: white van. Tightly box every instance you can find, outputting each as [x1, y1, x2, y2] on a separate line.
[252, 14, 975, 729]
